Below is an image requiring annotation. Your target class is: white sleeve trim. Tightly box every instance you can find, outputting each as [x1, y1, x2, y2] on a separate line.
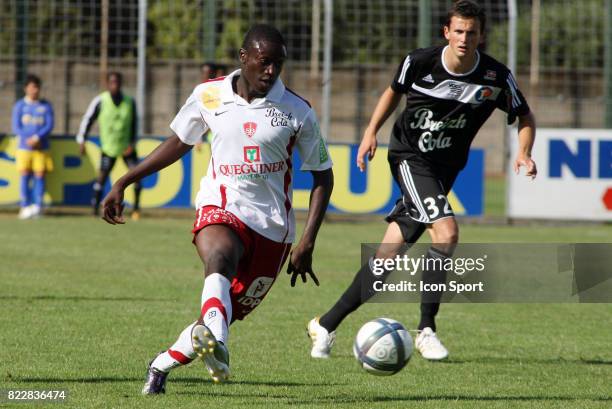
[507, 73, 521, 108]
[398, 55, 412, 85]
[76, 95, 101, 143]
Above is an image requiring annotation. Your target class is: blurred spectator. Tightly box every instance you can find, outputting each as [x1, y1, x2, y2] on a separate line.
[12, 74, 54, 219]
[76, 72, 142, 220]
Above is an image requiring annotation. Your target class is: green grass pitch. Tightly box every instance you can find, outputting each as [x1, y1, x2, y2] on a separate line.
[1, 214, 611, 408]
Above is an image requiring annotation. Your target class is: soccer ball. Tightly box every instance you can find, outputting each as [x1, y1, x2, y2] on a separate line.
[353, 318, 412, 376]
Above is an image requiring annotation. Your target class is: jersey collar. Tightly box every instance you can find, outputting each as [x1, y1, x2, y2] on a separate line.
[441, 45, 480, 77]
[221, 69, 286, 106]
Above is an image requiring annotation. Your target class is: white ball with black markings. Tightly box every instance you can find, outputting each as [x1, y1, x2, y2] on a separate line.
[353, 318, 412, 376]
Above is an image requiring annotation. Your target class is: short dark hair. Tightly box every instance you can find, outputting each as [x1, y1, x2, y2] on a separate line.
[107, 71, 122, 82]
[241, 24, 286, 51]
[24, 74, 41, 87]
[445, 0, 486, 34]
[201, 61, 217, 71]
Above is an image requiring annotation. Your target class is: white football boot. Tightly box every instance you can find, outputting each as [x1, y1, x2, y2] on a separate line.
[415, 327, 449, 360]
[307, 317, 336, 359]
[18, 206, 32, 220]
[29, 204, 42, 218]
[191, 323, 230, 383]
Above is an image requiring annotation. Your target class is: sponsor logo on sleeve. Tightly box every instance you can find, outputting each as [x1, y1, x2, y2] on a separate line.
[201, 87, 221, 110]
[484, 70, 497, 81]
[314, 122, 329, 163]
[319, 140, 329, 164]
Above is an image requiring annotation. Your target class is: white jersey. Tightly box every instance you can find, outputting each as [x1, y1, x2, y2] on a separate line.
[170, 69, 333, 243]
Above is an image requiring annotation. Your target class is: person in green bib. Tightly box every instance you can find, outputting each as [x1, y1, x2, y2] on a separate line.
[76, 72, 141, 219]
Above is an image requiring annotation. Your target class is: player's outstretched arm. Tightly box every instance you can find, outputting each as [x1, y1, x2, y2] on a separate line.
[513, 111, 537, 179]
[101, 135, 192, 224]
[357, 87, 402, 171]
[287, 168, 334, 287]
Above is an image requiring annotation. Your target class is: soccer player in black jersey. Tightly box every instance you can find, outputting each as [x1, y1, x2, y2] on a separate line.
[308, 0, 537, 360]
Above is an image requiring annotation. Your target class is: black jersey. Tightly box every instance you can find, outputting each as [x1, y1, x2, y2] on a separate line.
[388, 45, 530, 176]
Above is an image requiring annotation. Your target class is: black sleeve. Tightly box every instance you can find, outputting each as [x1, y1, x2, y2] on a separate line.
[496, 71, 531, 125]
[390, 53, 416, 94]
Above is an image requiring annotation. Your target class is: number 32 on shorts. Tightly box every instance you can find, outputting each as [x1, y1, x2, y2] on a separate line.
[423, 194, 453, 219]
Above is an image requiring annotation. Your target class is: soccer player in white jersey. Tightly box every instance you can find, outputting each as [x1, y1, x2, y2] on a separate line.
[100, 25, 334, 394]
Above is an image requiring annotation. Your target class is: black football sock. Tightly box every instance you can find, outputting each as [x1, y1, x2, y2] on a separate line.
[418, 247, 450, 332]
[418, 303, 441, 332]
[319, 252, 402, 333]
[320, 220, 426, 333]
[319, 261, 371, 333]
[92, 182, 103, 215]
[133, 182, 142, 211]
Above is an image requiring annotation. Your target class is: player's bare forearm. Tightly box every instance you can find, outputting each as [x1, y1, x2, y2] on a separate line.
[297, 168, 334, 250]
[115, 134, 192, 190]
[357, 88, 402, 170]
[514, 111, 537, 178]
[102, 135, 192, 224]
[287, 168, 333, 286]
[517, 111, 536, 157]
[365, 87, 402, 136]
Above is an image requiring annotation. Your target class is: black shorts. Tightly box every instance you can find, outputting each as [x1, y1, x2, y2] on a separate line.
[100, 150, 139, 174]
[386, 160, 459, 227]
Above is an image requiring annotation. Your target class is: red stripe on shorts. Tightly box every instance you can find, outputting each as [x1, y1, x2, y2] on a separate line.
[201, 297, 228, 324]
[168, 349, 193, 364]
[220, 184, 227, 209]
[281, 135, 296, 242]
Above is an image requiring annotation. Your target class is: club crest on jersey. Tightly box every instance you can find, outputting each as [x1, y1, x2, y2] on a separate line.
[243, 122, 258, 138]
[243, 146, 261, 163]
[484, 70, 497, 81]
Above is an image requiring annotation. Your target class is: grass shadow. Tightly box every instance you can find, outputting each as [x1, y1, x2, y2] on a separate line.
[9, 376, 610, 404]
[229, 380, 347, 387]
[439, 356, 612, 365]
[287, 395, 612, 405]
[9, 376, 344, 388]
[0, 295, 173, 302]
